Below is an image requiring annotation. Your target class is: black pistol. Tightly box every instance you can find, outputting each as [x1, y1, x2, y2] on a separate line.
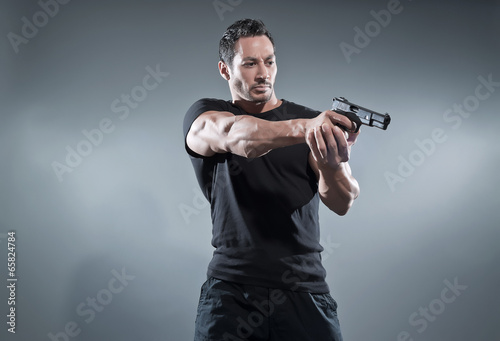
[331, 97, 391, 133]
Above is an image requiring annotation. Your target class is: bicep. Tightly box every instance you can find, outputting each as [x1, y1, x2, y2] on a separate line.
[186, 110, 236, 157]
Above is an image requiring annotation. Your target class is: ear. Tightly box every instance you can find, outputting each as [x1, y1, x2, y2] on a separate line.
[218, 61, 231, 81]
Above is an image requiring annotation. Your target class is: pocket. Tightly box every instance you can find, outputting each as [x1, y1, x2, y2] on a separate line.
[198, 277, 217, 303]
[324, 293, 338, 311]
[195, 277, 214, 322]
[311, 292, 338, 316]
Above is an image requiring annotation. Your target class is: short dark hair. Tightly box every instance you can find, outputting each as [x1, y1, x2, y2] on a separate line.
[219, 19, 275, 67]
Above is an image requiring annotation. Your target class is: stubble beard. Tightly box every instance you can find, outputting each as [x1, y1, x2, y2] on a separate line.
[236, 81, 274, 104]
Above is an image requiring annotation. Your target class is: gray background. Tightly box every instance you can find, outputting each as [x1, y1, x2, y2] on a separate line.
[1, 0, 499, 340]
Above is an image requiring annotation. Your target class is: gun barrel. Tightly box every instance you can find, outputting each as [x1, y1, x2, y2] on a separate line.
[357, 109, 391, 130]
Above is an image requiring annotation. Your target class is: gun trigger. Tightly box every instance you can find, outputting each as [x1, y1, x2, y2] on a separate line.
[339, 111, 362, 133]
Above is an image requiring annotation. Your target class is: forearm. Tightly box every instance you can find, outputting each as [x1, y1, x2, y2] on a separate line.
[317, 162, 360, 216]
[224, 115, 308, 158]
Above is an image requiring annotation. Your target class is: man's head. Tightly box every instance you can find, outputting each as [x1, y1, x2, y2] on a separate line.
[219, 19, 275, 68]
[218, 19, 278, 107]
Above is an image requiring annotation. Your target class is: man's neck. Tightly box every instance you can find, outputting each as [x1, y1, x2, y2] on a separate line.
[232, 96, 282, 114]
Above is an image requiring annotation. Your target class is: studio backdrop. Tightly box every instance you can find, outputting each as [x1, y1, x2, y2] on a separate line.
[1, 0, 499, 340]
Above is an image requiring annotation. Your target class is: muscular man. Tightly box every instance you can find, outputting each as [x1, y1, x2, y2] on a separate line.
[183, 18, 359, 341]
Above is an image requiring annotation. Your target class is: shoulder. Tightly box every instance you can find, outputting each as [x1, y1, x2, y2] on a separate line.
[186, 98, 231, 115]
[280, 100, 321, 119]
[183, 98, 233, 136]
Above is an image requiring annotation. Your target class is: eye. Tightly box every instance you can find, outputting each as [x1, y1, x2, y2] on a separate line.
[244, 62, 256, 67]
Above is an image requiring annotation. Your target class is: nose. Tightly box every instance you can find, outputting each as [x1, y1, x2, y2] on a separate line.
[257, 63, 270, 80]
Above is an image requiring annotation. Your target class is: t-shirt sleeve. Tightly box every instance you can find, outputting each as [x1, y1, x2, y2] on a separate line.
[183, 98, 227, 158]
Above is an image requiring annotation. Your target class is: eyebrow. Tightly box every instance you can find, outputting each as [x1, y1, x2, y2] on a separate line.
[242, 55, 275, 62]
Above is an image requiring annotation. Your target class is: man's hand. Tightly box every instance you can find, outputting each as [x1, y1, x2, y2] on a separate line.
[306, 110, 360, 215]
[305, 110, 359, 170]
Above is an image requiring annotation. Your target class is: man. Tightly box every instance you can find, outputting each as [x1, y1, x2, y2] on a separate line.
[183, 18, 359, 341]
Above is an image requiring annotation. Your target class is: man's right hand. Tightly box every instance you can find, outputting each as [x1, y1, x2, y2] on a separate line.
[306, 110, 357, 136]
[305, 110, 359, 168]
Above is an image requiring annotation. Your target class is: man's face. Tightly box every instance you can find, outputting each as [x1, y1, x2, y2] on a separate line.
[223, 35, 277, 103]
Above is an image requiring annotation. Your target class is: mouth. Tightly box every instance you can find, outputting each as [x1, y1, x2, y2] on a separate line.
[252, 83, 271, 92]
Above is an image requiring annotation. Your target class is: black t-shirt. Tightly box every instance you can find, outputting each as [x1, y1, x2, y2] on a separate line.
[183, 98, 329, 293]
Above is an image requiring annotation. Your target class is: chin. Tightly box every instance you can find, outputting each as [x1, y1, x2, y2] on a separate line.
[251, 97, 270, 103]
[249, 93, 273, 103]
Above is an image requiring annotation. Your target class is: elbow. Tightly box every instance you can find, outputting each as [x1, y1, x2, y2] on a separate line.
[224, 118, 260, 158]
[334, 208, 349, 216]
[225, 136, 270, 159]
[240, 141, 260, 159]
[242, 142, 270, 159]
[323, 186, 359, 216]
[224, 138, 257, 158]
[329, 200, 353, 216]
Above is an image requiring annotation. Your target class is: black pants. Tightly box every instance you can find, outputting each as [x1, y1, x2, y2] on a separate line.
[194, 277, 343, 341]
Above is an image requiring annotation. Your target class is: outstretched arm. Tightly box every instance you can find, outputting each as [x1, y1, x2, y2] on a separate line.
[186, 110, 353, 158]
